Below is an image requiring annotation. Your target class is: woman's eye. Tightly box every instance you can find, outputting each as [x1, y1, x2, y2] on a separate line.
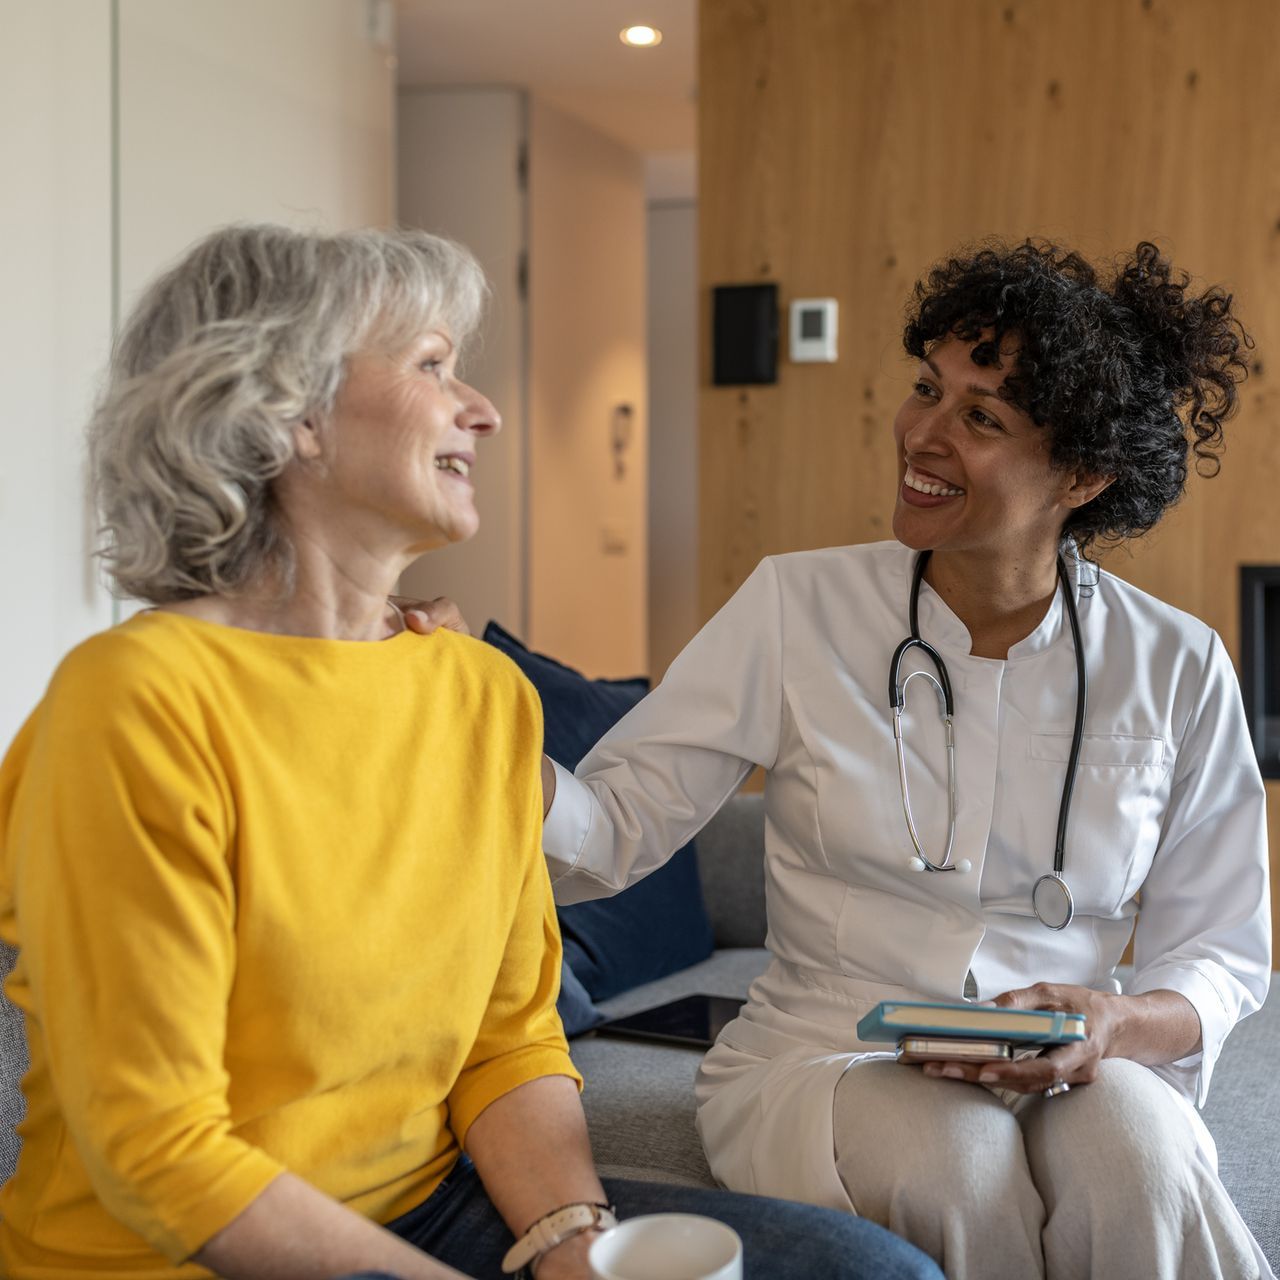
[913, 381, 937, 399]
[970, 408, 1002, 431]
[420, 358, 444, 377]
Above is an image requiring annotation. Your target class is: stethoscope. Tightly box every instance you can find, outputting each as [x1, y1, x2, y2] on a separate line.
[888, 550, 1087, 930]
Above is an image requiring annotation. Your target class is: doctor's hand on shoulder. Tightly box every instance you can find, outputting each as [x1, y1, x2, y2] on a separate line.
[394, 594, 471, 636]
[921, 983, 1204, 1095]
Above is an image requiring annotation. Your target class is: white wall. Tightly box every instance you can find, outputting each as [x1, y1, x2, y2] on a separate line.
[646, 199, 698, 679]
[0, 0, 396, 750]
[117, 0, 395, 308]
[397, 88, 528, 636]
[528, 97, 648, 677]
[0, 1, 115, 746]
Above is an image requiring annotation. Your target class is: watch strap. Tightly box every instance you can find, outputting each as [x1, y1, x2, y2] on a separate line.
[501, 1201, 618, 1274]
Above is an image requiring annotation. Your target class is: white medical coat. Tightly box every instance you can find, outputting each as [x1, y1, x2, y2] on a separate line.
[543, 541, 1271, 1217]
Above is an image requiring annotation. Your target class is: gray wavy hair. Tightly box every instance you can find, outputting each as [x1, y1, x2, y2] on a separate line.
[90, 223, 487, 602]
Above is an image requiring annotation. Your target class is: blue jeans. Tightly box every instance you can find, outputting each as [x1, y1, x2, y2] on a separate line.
[342, 1157, 942, 1279]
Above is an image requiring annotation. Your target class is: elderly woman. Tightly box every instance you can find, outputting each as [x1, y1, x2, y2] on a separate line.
[538, 241, 1273, 1279]
[0, 225, 941, 1280]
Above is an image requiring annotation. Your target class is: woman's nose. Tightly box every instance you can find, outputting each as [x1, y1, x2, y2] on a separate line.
[456, 382, 502, 436]
[903, 404, 951, 454]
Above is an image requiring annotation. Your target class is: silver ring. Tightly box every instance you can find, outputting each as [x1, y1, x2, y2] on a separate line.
[1042, 1080, 1072, 1099]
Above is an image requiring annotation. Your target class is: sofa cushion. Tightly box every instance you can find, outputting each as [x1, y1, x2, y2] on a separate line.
[574, 1034, 713, 1187]
[558, 957, 605, 1037]
[573, 947, 771, 1186]
[691, 791, 767, 949]
[483, 623, 714, 1003]
[0, 940, 27, 1187]
[1199, 993, 1280, 1265]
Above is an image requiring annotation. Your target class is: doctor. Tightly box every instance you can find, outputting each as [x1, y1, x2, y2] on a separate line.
[536, 241, 1272, 1279]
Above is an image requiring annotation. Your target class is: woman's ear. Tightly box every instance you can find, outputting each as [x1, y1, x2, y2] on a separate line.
[291, 416, 324, 461]
[1065, 471, 1114, 510]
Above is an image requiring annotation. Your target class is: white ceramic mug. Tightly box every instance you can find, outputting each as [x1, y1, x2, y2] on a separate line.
[588, 1213, 743, 1280]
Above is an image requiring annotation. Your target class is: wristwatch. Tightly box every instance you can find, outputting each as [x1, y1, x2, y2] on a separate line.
[501, 1201, 618, 1275]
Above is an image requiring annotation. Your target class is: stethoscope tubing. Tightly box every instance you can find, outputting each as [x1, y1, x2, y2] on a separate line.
[1052, 557, 1088, 877]
[890, 550, 1087, 928]
[889, 555, 961, 872]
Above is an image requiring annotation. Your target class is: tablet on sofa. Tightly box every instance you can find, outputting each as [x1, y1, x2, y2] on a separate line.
[593, 994, 746, 1049]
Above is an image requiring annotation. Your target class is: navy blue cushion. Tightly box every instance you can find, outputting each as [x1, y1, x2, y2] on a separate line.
[483, 623, 715, 1003]
[557, 958, 604, 1037]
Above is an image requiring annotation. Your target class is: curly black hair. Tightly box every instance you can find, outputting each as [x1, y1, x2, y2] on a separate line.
[902, 240, 1253, 554]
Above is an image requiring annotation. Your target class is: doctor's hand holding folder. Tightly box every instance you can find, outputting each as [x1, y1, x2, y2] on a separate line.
[858, 982, 1175, 1098]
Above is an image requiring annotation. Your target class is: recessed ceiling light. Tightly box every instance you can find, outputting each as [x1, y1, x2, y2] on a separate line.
[620, 24, 663, 48]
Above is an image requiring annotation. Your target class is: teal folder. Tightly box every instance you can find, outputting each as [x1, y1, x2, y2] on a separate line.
[857, 999, 1087, 1045]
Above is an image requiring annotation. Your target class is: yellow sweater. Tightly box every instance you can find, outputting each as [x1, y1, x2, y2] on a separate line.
[0, 612, 578, 1278]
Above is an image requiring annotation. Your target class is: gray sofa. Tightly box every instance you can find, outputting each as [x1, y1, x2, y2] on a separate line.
[575, 793, 1280, 1271]
[0, 793, 1274, 1272]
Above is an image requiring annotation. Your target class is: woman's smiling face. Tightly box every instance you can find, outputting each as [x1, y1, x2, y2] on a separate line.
[317, 327, 501, 554]
[891, 335, 1083, 562]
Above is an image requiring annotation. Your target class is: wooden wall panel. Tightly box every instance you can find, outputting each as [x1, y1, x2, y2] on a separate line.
[700, 0, 1280, 959]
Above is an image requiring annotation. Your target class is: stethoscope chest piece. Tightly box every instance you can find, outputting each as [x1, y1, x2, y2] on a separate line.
[1031, 872, 1074, 930]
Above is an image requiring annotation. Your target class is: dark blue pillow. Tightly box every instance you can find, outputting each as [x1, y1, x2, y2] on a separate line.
[483, 623, 715, 1004]
[557, 958, 604, 1037]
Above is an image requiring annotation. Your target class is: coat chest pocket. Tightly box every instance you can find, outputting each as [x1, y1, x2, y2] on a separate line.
[1029, 732, 1166, 769]
[1020, 731, 1171, 913]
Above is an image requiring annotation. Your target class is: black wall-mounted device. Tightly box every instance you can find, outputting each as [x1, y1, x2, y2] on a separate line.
[1241, 565, 1280, 779]
[712, 283, 778, 385]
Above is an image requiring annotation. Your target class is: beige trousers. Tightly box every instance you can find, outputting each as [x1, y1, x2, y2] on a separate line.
[833, 1057, 1262, 1280]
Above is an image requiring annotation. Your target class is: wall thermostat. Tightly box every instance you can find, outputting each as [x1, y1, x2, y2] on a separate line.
[789, 297, 838, 363]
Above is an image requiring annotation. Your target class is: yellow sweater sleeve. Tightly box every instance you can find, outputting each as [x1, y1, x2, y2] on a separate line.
[4, 641, 284, 1261]
[446, 680, 581, 1149]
